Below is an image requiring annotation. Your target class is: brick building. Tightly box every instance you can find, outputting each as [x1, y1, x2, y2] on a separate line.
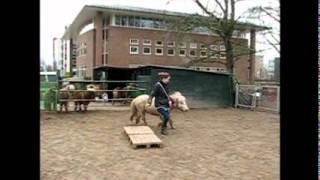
[274, 57, 280, 82]
[62, 5, 268, 83]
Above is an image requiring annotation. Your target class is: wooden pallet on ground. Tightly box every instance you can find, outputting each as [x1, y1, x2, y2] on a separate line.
[123, 126, 154, 135]
[123, 126, 162, 149]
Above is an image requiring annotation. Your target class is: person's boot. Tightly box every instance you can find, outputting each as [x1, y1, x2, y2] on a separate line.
[161, 127, 168, 135]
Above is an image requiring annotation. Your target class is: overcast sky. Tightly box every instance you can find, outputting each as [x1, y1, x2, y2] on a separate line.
[40, 0, 279, 65]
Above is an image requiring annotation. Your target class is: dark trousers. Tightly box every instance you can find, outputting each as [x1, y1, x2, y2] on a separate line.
[157, 107, 170, 129]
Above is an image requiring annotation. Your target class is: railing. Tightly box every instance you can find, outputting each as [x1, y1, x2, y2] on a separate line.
[235, 84, 280, 113]
[235, 84, 257, 110]
[51, 80, 149, 111]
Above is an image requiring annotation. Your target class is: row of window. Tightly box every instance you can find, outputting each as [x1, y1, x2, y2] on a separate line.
[76, 43, 87, 57]
[129, 46, 226, 59]
[129, 39, 226, 50]
[115, 15, 167, 29]
[114, 15, 245, 38]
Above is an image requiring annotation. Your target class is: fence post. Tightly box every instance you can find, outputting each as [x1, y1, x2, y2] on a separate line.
[252, 94, 256, 111]
[235, 83, 239, 108]
[54, 88, 58, 111]
[276, 86, 280, 113]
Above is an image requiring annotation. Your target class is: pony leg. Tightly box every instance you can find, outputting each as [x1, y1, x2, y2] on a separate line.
[74, 102, 77, 111]
[135, 114, 141, 124]
[84, 104, 88, 112]
[130, 112, 136, 122]
[141, 110, 147, 125]
[169, 118, 175, 129]
[65, 102, 68, 112]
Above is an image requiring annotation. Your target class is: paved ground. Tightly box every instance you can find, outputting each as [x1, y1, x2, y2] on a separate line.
[41, 108, 279, 180]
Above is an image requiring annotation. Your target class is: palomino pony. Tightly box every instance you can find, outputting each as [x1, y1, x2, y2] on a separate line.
[129, 91, 189, 129]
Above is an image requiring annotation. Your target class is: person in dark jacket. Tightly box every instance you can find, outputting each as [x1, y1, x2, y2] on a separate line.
[148, 72, 173, 135]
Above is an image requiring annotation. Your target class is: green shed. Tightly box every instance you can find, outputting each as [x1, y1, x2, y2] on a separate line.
[134, 65, 233, 108]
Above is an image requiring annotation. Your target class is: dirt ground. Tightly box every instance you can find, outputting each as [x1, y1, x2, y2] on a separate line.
[41, 108, 279, 180]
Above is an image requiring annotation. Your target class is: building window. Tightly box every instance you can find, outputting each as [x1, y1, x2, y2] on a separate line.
[115, 15, 121, 25]
[209, 45, 218, 58]
[141, 17, 153, 28]
[189, 49, 197, 57]
[167, 41, 175, 47]
[220, 45, 226, 51]
[77, 42, 87, 57]
[189, 43, 197, 49]
[179, 49, 186, 56]
[143, 39, 152, 45]
[200, 44, 207, 49]
[155, 40, 163, 46]
[155, 48, 163, 56]
[130, 46, 139, 54]
[178, 42, 186, 48]
[220, 52, 226, 59]
[208, 50, 218, 59]
[128, 16, 135, 26]
[167, 48, 175, 56]
[129, 39, 139, 45]
[114, 15, 167, 30]
[134, 16, 140, 27]
[143, 47, 151, 55]
[83, 48, 87, 55]
[154, 19, 160, 28]
[200, 50, 207, 57]
[121, 16, 128, 26]
[210, 45, 218, 50]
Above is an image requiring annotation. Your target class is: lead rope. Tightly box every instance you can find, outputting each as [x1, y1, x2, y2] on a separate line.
[157, 82, 174, 109]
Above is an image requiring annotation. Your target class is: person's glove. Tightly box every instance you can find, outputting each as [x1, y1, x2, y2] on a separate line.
[169, 97, 174, 108]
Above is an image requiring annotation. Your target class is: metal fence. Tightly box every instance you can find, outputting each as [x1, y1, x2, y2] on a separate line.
[256, 85, 280, 112]
[40, 80, 149, 111]
[235, 84, 257, 110]
[235, 84, 280, 113]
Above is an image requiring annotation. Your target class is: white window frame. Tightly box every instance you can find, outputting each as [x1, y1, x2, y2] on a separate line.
[189, 43, 197, 49]
[155, 40, 163, 47]
[200, 50, 207, 58]
[129, 46, 139, 54]
[220, 52, 226, 59]
[179, 49, 186, 56]
[220, 45, 226, 51]
[209, 50, 218, 59]
[167, 41, 175, 47]
[143, 46, 152, 55]
[209, 45, 218, 50]
[129, 38, 139, 45]
[200, 43, 207, 49]
[167, 48, 175, 56]
[189, 49, 197, 57]
[178, 42, 186, 48]
[155, 48, 163, 56]
[143, 39, 152, 45]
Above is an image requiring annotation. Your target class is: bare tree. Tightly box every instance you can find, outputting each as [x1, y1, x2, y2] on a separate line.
[165, 0, 268, 76]
[246, 3, 279, 54]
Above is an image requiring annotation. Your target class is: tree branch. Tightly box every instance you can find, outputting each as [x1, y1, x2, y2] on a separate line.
[219, 0, 226, 15]
[261, 35, 280, 53]
[260, 7, 280, 23]
[194, 0, 218, 19]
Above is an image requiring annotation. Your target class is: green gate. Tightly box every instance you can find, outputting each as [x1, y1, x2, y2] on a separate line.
[40, 82, 58, 111]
